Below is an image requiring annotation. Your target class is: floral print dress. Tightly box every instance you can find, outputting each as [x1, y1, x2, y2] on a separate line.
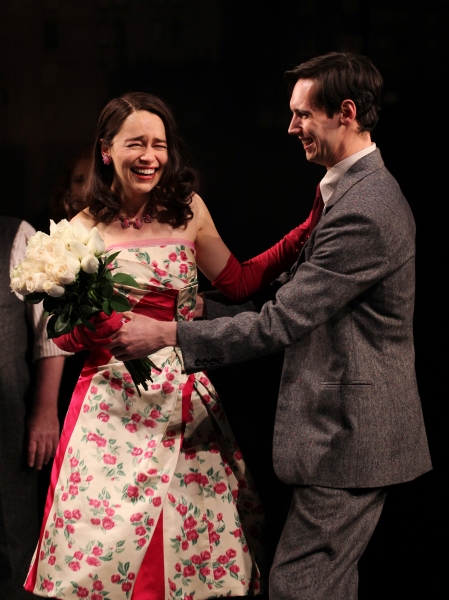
[25, 239, 265, 600]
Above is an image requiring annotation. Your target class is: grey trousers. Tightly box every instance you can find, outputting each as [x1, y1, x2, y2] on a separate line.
[269, 485, 387, 600]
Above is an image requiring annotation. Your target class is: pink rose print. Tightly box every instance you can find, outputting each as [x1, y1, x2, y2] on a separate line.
[42, 579, 55, 591]
[233, 528, 243, 538]
[200, 550, 211, 561]
[168, 493, 176, 503]
[131, 447, 143, 456]
[61, 492, 69, 501]
[209, 532, 220, 543]
[136, 473, 147, 482]
[200, 567, 210, 577]
[150, 408, 161, 418]
[230, 564, 240, 573]
[55, 518, 63, 528]
[69, 485, 79, 495]
[74, 551, 84, 560]
[102, 517, 114, 530]
[218, 555, 228, 564]
[169, 580, 177, 592]
[162, 439, 175, 448]
[143, 418, 157, 428]
[213, 567, 227, 580]
[86, 556, 101, 566]
[69, 472, 81, 484]
[68, 561, 81, 571]
[91, 595, 102, 600]
[125, 388, 135, 397]
[128, 572, 136, 580]
[183, 565, 195, 578]
[145, 488, 154, 497]
[180, 251, 188, 261]
[83, 404, 89, 413]
[99, 402, 109, 411]
[153, 497, 162, 507]
[89, 499, 101, 508]
[176, 504, 188, 516]
[69, 457, 79, 467]
[161, 474, 169, 483]
[72, 509, 81, 520]
[213, 482, 227, 495]
[111, 574, 121, 583]
[184, 516, 197, 530]
[122, 582, 132, 592]
[191, 554, 202, 564]
[103, 371, 110, 379]
[226, 548, 237, 558]
[217, 513, 223, 521]
[48, 555, 56, 566]
[91, 518, 101, 525]
[186, 530, 199, 541]
[150, 383, 161, 390]
[66, 524, 75, 534]
[199, 376, 210, 386]
[168, 252, 177, 262]
[130, 512, 143, 522]
[76, 587, 89, 598]
[165, 372, 175, 381]
[184, 449, 196, 460]
[179, 263, 188, 274]
[123, 372, 133, 383]
[138, 538, 146, 547]
[103, 454, 116, 465]
[209, 443, 220, 454]
[127, 486, 139, 498]
[64, 510, 72, 519]
[135, 526, 146, 535]
[97, 412, 109, 422]
[110, 377, 122, 390]
[162, 381, 174, 394]
[125, 424, 138, 433]
[181, 540, 189, 551]
[90, 385, 98, 394]
[92, 546, 103, 556]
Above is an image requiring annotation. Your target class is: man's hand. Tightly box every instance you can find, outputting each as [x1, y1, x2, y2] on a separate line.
[27, 356, 65, 469]
[107, 312, 178, 361]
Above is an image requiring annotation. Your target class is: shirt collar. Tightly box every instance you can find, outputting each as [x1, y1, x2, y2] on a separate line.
[320, 143, 377, 206]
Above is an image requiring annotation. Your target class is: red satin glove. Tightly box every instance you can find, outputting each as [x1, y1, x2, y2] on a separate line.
[52, 311, 124, 353]
[212, 212, 312, 302]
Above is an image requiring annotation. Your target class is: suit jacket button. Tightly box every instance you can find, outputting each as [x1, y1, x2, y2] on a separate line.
[194, 359, 201, 366]
[201, 358, 209, 366]
[217, 356, 224, 364]
[210, 358, 217, 365]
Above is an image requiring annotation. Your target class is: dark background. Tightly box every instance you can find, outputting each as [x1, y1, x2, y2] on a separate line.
[1, 1, 446, 597]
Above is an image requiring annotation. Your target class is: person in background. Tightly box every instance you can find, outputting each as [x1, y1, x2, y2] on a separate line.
[0, 216, 66, 600]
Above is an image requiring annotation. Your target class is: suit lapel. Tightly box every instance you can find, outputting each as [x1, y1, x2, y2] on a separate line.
[290, 149, 385, 276]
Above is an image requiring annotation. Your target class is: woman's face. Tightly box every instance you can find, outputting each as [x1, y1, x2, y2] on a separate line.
[103, 110, 168, 204]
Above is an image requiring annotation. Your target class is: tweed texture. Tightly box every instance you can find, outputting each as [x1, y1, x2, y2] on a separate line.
[178, 149, 432, 488]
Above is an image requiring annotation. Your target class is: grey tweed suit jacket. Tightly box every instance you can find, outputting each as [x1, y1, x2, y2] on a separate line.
[178, 149, 432, 488]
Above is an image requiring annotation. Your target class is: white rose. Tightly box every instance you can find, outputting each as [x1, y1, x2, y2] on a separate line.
[43, 280, 65, 297]
[67, 240, 89, 260]
[10, 275, 30, 295]
[49, 219, 74, 245]
[80, 253, 99, 273]
[20, 258, 44, 274]
[62, 250, 81, 276]
[26, 230, 51, 251]
[25, 272, 49, 293]
[72, 220, 91, 245]
[51, 261, 76, 285]
[86, 227, 105, 255]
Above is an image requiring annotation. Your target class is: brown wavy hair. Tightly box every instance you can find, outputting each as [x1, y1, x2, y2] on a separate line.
[65, 92, 199, 227]
[285, 51, 383, 133]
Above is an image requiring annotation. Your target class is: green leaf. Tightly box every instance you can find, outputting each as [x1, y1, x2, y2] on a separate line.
[55, 313, 71, 334]
[103, 251, 120, 267]
[109, 294, 131, 312]
[98, 278, 114, 298]
[102, 299, 113, 316]
[112, 273, 139, 287]
[80, 317, 96, 332]
[24, 292, 46, 304]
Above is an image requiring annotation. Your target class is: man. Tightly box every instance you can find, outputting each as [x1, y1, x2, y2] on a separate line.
[108, 52, 432, 599]
[0, 216, 67, 599]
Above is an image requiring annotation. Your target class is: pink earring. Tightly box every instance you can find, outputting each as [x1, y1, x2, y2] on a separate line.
[101, 152, 112, 165]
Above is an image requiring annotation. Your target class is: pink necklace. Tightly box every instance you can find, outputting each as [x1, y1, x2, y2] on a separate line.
[113, 207, 158, 230]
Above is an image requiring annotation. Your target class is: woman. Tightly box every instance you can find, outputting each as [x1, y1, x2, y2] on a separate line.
[25, 92, 312, 599]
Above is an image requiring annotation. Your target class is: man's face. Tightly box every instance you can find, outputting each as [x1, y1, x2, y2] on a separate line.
[288, 79, 344, 170]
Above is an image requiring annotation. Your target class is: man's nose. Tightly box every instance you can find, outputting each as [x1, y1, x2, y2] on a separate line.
[288, 116, 301, 135]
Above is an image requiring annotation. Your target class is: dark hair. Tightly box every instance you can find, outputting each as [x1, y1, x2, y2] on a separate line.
[58, 147, 92, 219]
[285, 51, 383, 133]
[68, 92, 199, 227]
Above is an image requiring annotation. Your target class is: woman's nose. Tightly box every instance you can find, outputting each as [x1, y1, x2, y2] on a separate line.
[139, 148, 155, 162]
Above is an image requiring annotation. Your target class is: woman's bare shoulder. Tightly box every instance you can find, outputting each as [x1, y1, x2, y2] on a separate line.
[71, 209, 97, 227]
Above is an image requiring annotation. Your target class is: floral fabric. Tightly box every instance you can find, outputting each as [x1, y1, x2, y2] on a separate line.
[25, 239, 265, 599]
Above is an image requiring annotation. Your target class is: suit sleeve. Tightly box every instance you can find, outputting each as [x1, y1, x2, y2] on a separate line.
[179, 208, 393, 372]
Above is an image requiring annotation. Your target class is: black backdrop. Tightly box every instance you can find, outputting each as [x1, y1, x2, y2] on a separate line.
[0, 1, 446, 597]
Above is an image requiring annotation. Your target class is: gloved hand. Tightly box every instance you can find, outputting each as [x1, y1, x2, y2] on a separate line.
[52, 311, 124, 353]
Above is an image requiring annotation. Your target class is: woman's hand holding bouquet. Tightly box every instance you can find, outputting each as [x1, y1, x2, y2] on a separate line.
[10, 218, 159, 395]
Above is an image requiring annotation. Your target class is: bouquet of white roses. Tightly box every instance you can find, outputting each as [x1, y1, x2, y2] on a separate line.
[10, 219, 157, 396]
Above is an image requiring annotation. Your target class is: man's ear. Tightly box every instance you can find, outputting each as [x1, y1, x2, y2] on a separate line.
[340, 99, 357, 124]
